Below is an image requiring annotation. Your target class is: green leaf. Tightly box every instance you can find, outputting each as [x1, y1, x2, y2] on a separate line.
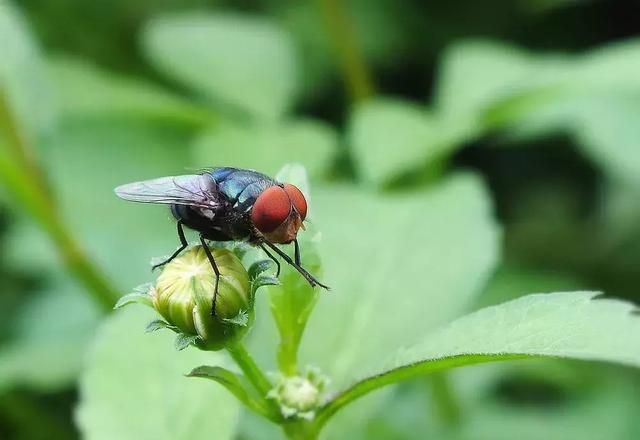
[353, 360, 640, 440]
[316, 291, 640, 426]
[435, 39, 640, 137]
[0, 279, 101, 392]
[435, 40, 543, 132]
[0, 0, 56, 142]
[265, 165, 323, 375]
[188, 366, 274, 420]
[192, 118, 336, 178]
[573, 95, 640, 188]
[47, 56, 214, 127]
[142, 12, 298, 120]
[35, 121, 194, 290]
[348, 98, 470, 185]
[454, 363, 640, 440]
[300, 173, 500, 389]
[77, 307, 240, 440]
[1, 121, 194, 391]
[476, 264, 585, 309]
[268, 229, 322, 376]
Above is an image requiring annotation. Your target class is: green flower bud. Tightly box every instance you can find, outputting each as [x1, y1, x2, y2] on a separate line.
[268, 367, 329, 420]
[152, 245, 252, 350]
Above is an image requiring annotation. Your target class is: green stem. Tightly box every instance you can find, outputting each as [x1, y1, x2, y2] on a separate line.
[318, 0, 374, 103]
[227, 342, 274, 398]
[429, 372, 461, 428]
[0, 91, 117, 311]
[283, 420, 319, 440]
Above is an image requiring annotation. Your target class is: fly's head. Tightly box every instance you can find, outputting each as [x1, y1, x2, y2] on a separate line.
[250, 183, 308, 244]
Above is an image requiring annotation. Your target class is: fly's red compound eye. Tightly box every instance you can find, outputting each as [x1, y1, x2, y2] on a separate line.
[283, 184, 307, 221]
[251, 186, 291, 233]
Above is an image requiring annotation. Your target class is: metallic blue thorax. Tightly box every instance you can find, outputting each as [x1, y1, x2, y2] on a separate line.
[209, 167, 277, 211]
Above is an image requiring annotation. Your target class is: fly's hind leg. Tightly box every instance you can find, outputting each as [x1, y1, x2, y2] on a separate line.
[199, 235, 221, 317]
[152, 220, 188, 271]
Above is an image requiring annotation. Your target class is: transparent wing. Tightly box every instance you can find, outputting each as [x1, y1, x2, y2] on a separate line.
[114, 174, 220, 209]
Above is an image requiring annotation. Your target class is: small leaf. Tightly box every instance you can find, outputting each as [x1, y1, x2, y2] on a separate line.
[248, 260, 274, 280]
[252, 275, 280, 294]
[113, 283, 154, 310]
[267, 227, 322, 376]
[142, 12, 298, 120]
[275, 163, 311, 197]
[174, 333, 200, 351]
[260, 166, 324, 375]
[188, 365, 274, 420]
[145, 319, 177, 333]
[223, 310, 249, 327]
[316, 291, 640, 426]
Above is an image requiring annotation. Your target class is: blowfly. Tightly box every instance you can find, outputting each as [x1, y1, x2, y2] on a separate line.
[114, 167, 329, 316]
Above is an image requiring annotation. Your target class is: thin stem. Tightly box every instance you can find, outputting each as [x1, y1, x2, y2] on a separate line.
[429, 372, 461, 428]
[0, 91, 117, 310]
[283, 420, 319, 440]
[0, 90, 51, 199]
[318, 0, 375, 103]
[227, 341, 274, 398]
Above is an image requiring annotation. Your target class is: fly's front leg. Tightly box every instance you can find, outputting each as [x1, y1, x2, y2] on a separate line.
[152, 220, 188, 271]
[259, 244, 281, 277]
[199, 235, 221, 317]
[264, 241, 330, 290]
[293, 238, 301, 266]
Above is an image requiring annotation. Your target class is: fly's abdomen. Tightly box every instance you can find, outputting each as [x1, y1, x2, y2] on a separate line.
[171, 204, 212, 233]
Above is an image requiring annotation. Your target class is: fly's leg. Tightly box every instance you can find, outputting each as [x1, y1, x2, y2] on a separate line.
[259, 244, 281, 277]
[263, 241, 330, 290]
[152, 220, 188, 271]
[200, 235, 221, 317]
[293, 238, 301, 266]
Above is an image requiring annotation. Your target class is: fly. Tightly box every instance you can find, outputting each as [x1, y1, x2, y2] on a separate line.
[114, 167, 329, 317]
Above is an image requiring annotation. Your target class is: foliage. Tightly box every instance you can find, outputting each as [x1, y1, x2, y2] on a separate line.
[2, 0, 640, 439]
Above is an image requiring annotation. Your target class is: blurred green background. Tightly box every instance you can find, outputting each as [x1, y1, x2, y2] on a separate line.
[1, 0, 640, 439]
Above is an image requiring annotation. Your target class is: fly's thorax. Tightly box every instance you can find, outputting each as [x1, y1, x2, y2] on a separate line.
[212, 168, 276, 207]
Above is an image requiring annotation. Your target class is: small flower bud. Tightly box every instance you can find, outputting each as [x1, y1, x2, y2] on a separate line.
[268, 367, 329, 420]
[152, 245, 252, 350]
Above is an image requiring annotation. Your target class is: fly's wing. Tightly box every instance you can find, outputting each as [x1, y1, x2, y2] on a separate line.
[114, 174, 221, 209]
